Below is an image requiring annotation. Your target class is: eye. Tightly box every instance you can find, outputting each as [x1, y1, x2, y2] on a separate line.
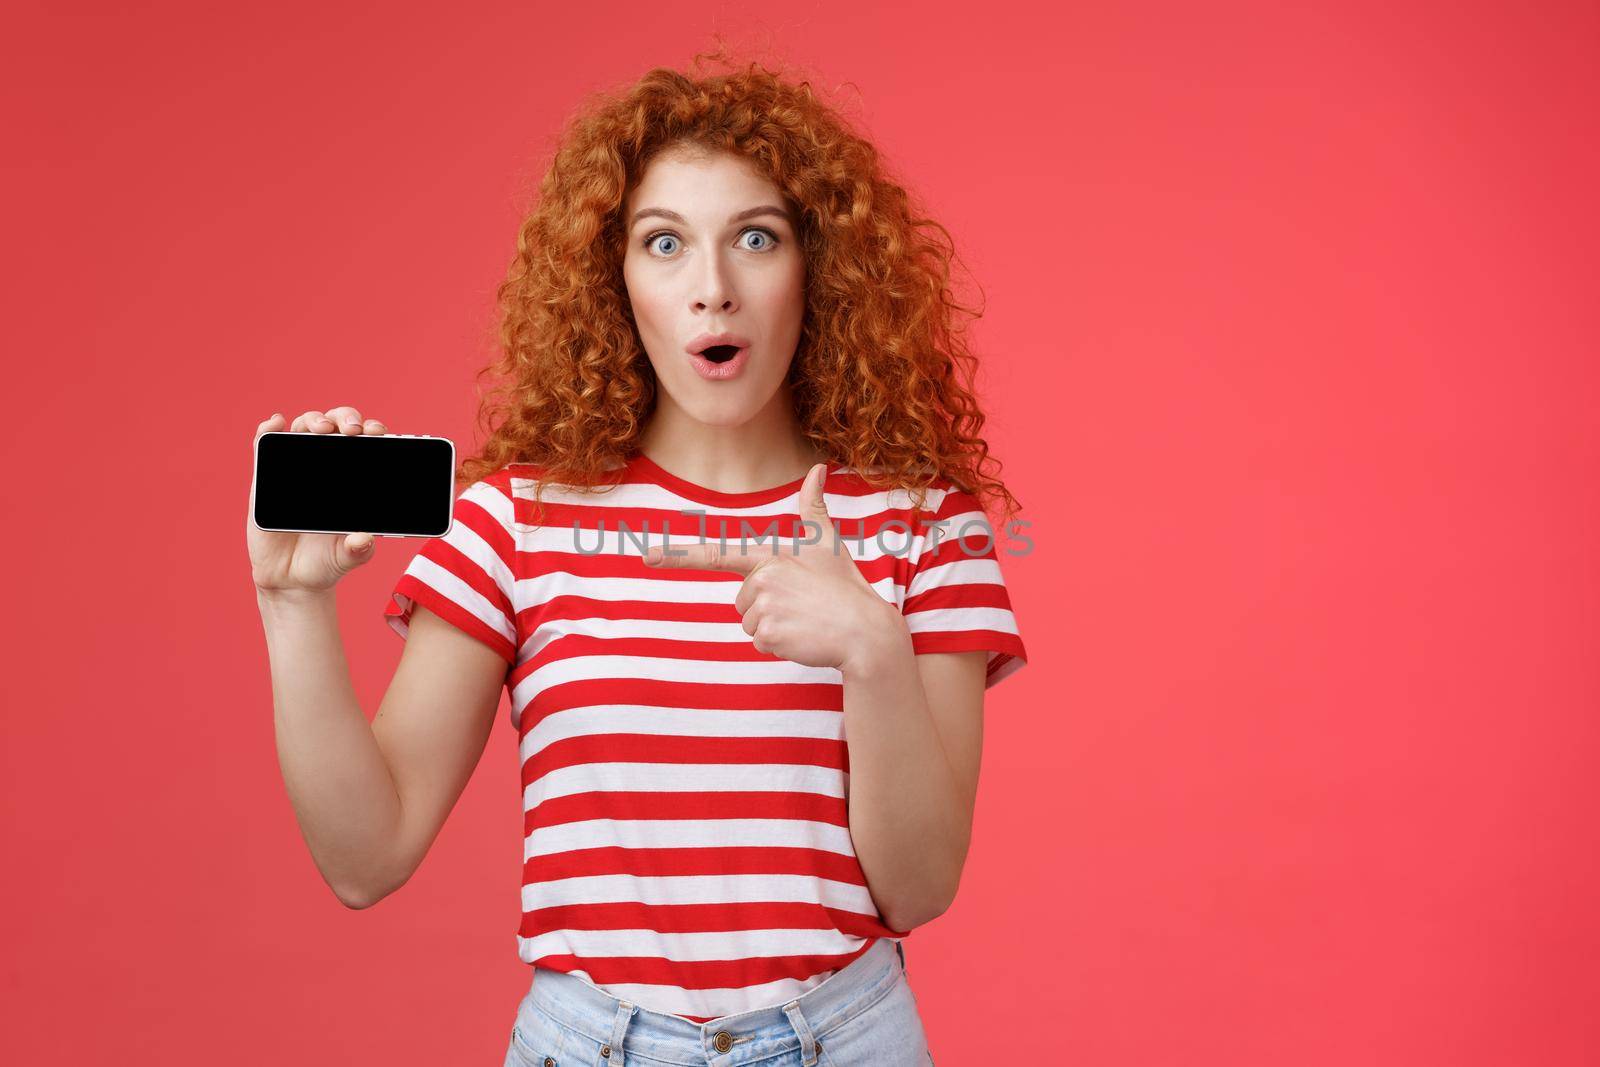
[644, 232, 680, 256]
[640, 226, 781, 258]
[739, 227, 780, 251]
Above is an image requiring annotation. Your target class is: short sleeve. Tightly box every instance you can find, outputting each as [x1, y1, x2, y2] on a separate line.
[901, 483, 1028, 689]
[384, 477, 520, 670]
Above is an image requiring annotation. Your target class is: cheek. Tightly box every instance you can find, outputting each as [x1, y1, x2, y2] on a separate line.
[624, 267, 674, 335]
[751, 262, 806, 317]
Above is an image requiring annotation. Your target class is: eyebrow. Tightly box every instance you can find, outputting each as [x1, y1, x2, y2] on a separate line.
[628, 204, 793, 229]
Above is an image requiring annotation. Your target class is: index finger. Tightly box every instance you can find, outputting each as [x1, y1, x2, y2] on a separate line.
[254, 413, 285, 443]
[643, 540, 768, 575]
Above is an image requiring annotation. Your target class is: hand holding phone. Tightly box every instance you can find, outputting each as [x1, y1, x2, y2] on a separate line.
[247, 406, 438, 597]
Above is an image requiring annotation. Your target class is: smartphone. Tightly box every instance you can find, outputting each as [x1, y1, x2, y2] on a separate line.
[251, 431, 457, 538]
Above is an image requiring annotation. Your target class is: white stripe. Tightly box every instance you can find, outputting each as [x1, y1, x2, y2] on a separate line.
[918, 506, 997, 545]
[524, 761, 846, 808]
[525, 818, 855, 861]
[904, 606, 1020, 637]
[515, 926, 867, 963]
[523, 570, 738, 605]
[518, 653, 842, 700]
[520, 615, 755, 658]
[519, 872, 877, 912]
[905, 554, 1007, 599]
[520, 706, 843, 763]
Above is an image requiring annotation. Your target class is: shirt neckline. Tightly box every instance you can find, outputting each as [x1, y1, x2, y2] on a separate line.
[626, 449, 828, 507]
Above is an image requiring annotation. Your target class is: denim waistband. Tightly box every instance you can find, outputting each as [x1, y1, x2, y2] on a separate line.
[526, 935, 907, 1066]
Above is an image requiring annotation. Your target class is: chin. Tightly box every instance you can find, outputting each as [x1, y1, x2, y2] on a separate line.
[681, 396, 768, 428]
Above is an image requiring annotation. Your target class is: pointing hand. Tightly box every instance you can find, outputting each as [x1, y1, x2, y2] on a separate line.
[642, 463, 904, 670]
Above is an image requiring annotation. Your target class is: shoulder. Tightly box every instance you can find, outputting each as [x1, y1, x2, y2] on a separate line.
[453, 467, 530, 532]
[459, 467, 522, 504]
[465, 460, 623, 532]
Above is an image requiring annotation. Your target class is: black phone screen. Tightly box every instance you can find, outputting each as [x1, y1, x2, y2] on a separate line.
[252, 432, 456, 538]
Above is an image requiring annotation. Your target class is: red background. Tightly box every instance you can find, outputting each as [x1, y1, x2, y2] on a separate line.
[5, 1, 1597, 1063]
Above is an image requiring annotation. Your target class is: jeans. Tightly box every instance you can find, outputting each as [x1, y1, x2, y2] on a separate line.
[502, 936, 935, 1066]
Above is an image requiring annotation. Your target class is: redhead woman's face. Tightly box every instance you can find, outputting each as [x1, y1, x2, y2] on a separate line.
[623, 149, 805, 427]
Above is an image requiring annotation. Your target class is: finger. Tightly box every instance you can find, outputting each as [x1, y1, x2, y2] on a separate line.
[249, 414, 286, 515]
[751, 618, 777, 655]
[325, 405, 365, 434]
[739, 598, 767, 636]
[254, 412, 285, 443]
[362, 418, 387, 435]
[643, 540, 765, 575]
[733, 557, 780, 615]
[796, 462, 832, 532]
[339, 531, 375, 570]
[250, 414, 285, 515]
[294, 410, 336, 432]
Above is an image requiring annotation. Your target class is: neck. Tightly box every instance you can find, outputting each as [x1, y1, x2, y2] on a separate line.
[637, 384, 826, 494]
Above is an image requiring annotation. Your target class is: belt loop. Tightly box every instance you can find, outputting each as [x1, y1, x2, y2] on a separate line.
[605, 999, 637, 1066]
[895, 938, 908, 976]
[783, 1000, 819, 1067]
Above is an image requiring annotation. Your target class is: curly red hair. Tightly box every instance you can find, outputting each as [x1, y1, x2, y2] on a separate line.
[457, 45, 1021, 531]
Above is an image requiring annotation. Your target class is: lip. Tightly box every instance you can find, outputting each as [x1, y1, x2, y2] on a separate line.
[685, 331, 753, 381]
[685, 331, 753, 355]
[688, 344, 750, 381]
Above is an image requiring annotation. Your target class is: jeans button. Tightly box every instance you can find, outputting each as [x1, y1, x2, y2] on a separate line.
[713, 1030, 733, 1053]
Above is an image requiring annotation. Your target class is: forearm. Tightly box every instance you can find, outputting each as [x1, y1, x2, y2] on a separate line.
[256, 589, 404, 907]
[840, 602, 969, 932]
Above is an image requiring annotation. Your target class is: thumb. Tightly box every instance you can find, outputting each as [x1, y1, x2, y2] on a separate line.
[340, 532, 375, 570]
[798, 462, 830, 525]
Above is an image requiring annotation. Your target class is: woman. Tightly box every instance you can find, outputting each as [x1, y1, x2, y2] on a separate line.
[249, 53, 1026, 1067]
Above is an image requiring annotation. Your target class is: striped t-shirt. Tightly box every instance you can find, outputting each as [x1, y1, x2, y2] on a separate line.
[383, 450, 1027, 1023]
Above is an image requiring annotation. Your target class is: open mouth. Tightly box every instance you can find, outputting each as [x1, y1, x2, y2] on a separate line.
[700, 344, 741, 364]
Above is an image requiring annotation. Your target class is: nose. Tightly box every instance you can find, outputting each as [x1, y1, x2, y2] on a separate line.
[690, 249, 737, 314]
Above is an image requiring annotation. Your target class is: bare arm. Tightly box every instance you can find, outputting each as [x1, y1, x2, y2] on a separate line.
[259, 590, 507, 908]
[841, 605, 988, 933]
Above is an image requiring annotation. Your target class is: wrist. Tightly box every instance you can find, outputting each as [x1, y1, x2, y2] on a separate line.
[839, 596, 913, 678]
[255, 585, 337, 614]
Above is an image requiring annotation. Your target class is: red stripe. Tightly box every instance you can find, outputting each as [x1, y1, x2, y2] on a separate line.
[524, 790, 850, 836]
[524, 940, 881, 993]
[903, 581, 1014, 614]
[522, 732, 846, 779]
[909, 629, 1027, 662]
[521, 844, 868, 884]
[520, 902, 896, 939]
